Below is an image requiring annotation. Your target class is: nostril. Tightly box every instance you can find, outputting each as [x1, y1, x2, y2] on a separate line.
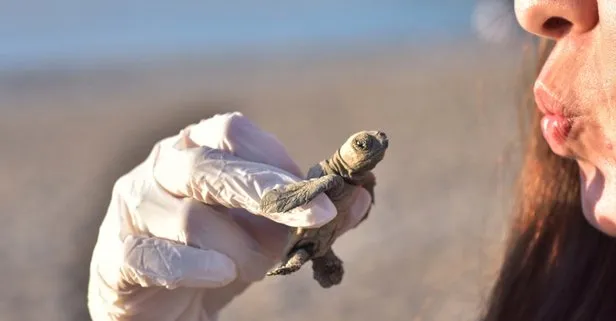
[542, 17, 572, 37]
[376, 131, 389, 147]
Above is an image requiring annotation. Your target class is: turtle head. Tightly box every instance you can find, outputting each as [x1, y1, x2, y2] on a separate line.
[338, 130, 389, 174]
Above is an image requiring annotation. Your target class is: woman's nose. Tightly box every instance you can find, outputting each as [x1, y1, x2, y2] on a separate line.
[514, 0, 598, 39]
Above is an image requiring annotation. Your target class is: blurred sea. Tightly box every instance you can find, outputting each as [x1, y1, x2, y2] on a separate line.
[0, 0, 499, 69]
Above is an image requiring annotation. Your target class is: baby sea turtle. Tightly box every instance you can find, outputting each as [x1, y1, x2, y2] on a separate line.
[259, 130, 389, 288]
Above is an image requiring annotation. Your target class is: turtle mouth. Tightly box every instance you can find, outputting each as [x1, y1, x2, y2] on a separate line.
[376, 131, 389, 148]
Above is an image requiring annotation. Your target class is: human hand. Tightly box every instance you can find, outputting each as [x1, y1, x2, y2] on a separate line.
[88, 112, 372, 321]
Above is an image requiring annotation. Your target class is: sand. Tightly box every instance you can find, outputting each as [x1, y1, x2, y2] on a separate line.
[0, 40, 528, 321]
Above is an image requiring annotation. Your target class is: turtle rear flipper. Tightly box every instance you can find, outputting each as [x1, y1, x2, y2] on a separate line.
[266, 248, 311, 276]
[312, 249, 344, 288]
[260, 174, 344, 214]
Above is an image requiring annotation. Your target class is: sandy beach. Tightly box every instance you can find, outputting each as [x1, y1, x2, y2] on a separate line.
[0, 40, 528, 321]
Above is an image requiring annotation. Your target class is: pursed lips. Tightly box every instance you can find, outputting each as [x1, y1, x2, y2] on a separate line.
[534, 82, 567, 117]
[534, 81, 576, 155]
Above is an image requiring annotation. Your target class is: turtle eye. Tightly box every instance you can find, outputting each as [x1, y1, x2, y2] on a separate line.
[354, 139, 369, 150]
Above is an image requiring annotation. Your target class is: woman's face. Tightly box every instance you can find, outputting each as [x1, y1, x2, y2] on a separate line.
[515, 0, 616, 235]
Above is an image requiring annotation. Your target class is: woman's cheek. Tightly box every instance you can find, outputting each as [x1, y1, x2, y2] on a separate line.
[579, 159, 616, 237]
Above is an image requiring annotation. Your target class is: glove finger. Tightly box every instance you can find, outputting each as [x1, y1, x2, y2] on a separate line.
[122, 235, 237, 289]
[187, 112, 305, 178]
[155, 144, 338, 228]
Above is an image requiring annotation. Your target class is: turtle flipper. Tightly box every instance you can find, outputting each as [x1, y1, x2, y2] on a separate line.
[266, 248, 311, 276]
[260, 174, 344, 214]
[355, 171, 376, 225]
[358, 171, 376, 204]
[311, 249, 344, 288]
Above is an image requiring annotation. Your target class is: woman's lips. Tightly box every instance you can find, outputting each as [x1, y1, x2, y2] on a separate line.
[541, 114, 572, 154]
[534, 83, 574, 156]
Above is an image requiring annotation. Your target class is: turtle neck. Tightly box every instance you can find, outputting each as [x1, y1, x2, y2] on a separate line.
[322, 149, 361, 185]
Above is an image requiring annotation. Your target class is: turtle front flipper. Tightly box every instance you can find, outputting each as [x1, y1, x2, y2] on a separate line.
[356, 171, 376, 225]
[266, 248, 311, 276]
[357, 171, 376, 204]
[260, 174, 344, 214]
[311, 249, 344, 288]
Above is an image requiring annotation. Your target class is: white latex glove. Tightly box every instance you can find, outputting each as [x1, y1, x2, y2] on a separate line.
[87, 112, 373, 321]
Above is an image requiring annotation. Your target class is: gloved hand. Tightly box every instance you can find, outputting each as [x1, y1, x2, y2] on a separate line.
[87, 112, 373, 321]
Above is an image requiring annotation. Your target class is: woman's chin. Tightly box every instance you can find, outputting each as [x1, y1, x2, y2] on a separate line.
[579, 162, 616, 237]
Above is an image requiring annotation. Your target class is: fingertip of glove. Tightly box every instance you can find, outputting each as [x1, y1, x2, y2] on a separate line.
[207, 250, 239, 286]
[262, 193, 337, 228]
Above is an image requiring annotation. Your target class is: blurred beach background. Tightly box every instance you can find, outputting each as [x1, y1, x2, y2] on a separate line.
[0, 0, 534, 320]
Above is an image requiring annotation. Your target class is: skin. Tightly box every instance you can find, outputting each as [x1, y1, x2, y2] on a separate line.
[260, 130, 389, 287]
[515, 0, 616, 236]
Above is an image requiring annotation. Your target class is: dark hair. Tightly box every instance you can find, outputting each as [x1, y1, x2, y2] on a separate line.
[479, 38, 616, 320]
